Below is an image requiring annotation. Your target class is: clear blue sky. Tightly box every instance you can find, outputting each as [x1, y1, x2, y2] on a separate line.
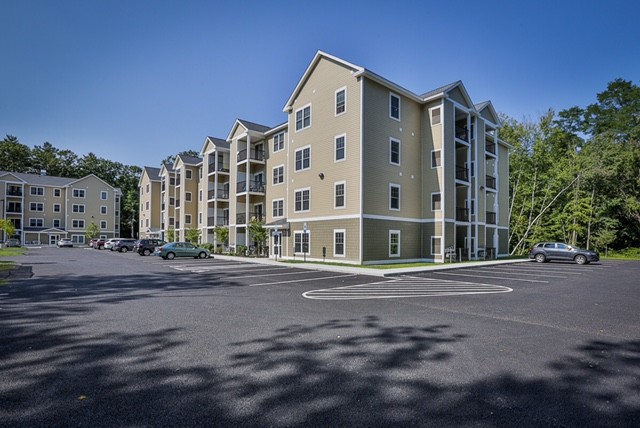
[2, 0, 638, 168]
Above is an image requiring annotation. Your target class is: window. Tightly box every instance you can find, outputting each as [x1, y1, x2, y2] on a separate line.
[186, 170, 192, 180]
[294, 189, 310, 212]
[53, 203, 61, 213]
[334, 182, 345, 209]
[273, 132, 285, 152]
[169, 197, 175, 206]
[389, 93, 401, 120]
[294, 231, 310, 254]
[72, 235, 85, 244]
[53, 219, 61, 228]
[431, 193, 441, 211]
[390, 138, 401, 165]
[431, 237, 442, 255]
[431, 107, 441, 125]
[335, 88, 346, 115]
[389, 184, 400, 210]
[185, 192, 192, 202]
[30, 187, 44, 196]
[72, 219, 85, 228]
[146, 219, 150, 227]
[54, 188, 61, 197]
[295, 147, 311, 171]
[72, 204, 85, 213]
[431, 150, 441, 168]
[99, 205, 107, 215]
[273, 165, 284, 185]
[29, 202, 44, 212]
[72, 189, 85, 198]
[101, 191, 108, 200]
[100, 220, 107, 229]
[389, 230, 400, 257]
[169, 217, 175, 226]
[334, 230, 345, 257]
[29, 218, 44, 227]
[145, 184, 149, 193]
[272, 199, 284, 217]
[335, 135, 345, 162]
[185, 214, 192, 224]
[170, 177, 175, 186]
[295, 105, 311, 131]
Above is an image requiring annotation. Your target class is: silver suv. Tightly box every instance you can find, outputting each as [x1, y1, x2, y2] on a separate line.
[528, 242, 599, 265]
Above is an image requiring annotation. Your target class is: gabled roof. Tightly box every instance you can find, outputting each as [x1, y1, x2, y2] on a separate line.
[159, 161, 174, 176]
[200, 136, 230, 156]
[138, 166, 161, 186]
[475, 101, 501, 126]
[175, 154, 202, 166]
[0, 172, 26, 183]
[420, 81, 461, 100]
[226, 118, 273, 141]
[0, 171, 77, 187]
[67, 173, 117, 190]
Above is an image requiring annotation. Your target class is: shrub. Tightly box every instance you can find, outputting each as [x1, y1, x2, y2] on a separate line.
[235, 245, 247, 256]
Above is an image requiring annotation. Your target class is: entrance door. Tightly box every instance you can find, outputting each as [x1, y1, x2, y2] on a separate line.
[273, 232, 282, 257]
[50, 235, 59, 245]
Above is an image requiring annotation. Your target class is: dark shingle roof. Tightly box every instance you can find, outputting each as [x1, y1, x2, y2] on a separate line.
[0, 171, 77, 186]
[420, 81, 461, 99]
[238, 119, 272, 134]
[143, 166, 161, 181]
[177, 155, 203, 165]
[207, 136, 230, 150]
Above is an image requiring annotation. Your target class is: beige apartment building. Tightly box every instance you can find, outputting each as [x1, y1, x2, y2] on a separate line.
[138, 166, 162, 239]
[142, 51, 509, 263]
[1, 171, 121, 244]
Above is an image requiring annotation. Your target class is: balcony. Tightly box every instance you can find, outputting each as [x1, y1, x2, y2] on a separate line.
[485, 141, 496, 155]
[455, 124, 469, 142]
[456, 207, 469, 222]
[236, 212, 264, 225]
[7, 188, 22, 197]
[486, 175, 496, 190]
[455, 165, 469, 182]
[207, 216, 230, 226]
[208, 188, 229, 200]
[176, 178, 181, 186]
[175, 199, 181, 208]
[237, 148, 265, 163]
[486, 211, 497, 225]
[208, 162, 230, 173]
[6, 204, 22, 213]
[161, 182, 166, 191]
[237, 180, 265, 194]
[176, 222, 180, 229]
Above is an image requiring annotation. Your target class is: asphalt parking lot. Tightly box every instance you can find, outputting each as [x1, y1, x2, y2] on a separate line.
[1, 247, 639, 427]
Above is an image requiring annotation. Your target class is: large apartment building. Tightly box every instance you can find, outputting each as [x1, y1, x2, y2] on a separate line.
[1, 171, 122, 244]
[138, 166, 162, 239]
[141, 51, 510, 263]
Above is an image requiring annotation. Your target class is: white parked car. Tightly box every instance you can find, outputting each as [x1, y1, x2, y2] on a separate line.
[104, 238, 120, 251]
[57, 238, 73, 248]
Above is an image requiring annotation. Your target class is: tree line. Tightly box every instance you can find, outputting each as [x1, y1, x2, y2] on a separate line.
[0, 137, 141, 238]
[502, 78, 639, 254]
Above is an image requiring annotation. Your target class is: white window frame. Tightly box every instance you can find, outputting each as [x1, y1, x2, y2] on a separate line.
[334, 181, 346, 209]
[100, 220, 107, 229]
[29, 202, 44, 212]
[30, 187, 44, 196]
[389, 230, 401, 257]
[72, 204, 85, 213]
[389, 184, 401, 211]
[54, 188, 62, 197]
[294, 188, 311, 213]
[53, 219, 61, 228]
[186, 169, 193, 180]
[101, 205, 108, 215]
[53, 203, 61, 213]
[272, 165, 285, 185]
[294, 146, 311, 172]
[335, 87, 346, 116]
[273, 131, 285, 152]
[431, 192, 442, 211]
[334, 229, 346, 257]
[431, 150, 441, 168]
[430, 106, 441, 126]
[100, 191, 107, 200]
[71, 235, 85, 244]
[389, 93, 401, 121]
[389, 138, 401, 166]
[72, 188, 86, 198]
[294, 230, 310, 255]
[431, 236, 442, 256]
[335, 134, 346, 162]
[72, 219, 85, 229]
[272, 198, 284, 218]
[295, 104, 312, 132]
[185, 214, 192, 224]
[29, 218, 44, 227]
[185, 192, 192, 202]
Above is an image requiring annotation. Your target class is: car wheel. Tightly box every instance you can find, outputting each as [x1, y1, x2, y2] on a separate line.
[121, 247, 128, 253]
[534, 253, 546, 263]
[574, 254, 587, 265]
[143, 249, 151, 256]
[99, 245, 104, 250]
[198, 252, 207, 259]
[166, 252, 175, 260]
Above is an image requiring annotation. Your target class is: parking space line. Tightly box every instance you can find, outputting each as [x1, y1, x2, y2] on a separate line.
[432, 271, 549, 283]
[191, 270, 315, 279]
[250, 274, 359, 287]
[476, 267, 568, 278]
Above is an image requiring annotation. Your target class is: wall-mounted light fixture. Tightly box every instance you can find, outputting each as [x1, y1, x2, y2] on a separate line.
[318, 173, 325, 180]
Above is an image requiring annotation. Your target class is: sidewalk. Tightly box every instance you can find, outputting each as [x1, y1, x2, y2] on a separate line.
[213, 254, 530, 277]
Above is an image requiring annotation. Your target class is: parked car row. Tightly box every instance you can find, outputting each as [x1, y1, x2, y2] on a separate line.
[87, 238, 212, 260]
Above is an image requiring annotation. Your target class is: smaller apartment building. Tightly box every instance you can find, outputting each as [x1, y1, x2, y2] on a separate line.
[138, 166, 162, 239]
[1, 171, 121, 244]
[142, 51, 510, 263]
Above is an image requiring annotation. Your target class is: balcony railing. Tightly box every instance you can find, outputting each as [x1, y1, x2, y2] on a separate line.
[237, 148, 265, 162]
[237, 180, 265, 194]
[236, 212, 264, 225]
[486, 175, 496, 190]
[455, 125, 469, 142]
[207, 216, 230, 226]
[7, 188, 22, 196]
[486, 211, 497, 225]
[175, 199, 181, 208]
[486, 141, 496, 155]
[176, 178, 181, 186]
[208, 163, 230, 173]
[456, 207, 469, 222]
[208, 188, 229, 200]
[6, 205, 22, 213]
[161, 182, 166, 191]
[176, 222, 180, 229]
[456, 165, 469, 182]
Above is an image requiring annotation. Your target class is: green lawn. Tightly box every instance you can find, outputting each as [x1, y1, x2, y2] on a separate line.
[0, 247, 27, 257]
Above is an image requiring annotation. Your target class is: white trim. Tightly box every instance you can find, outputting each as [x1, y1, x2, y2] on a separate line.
[334, 133, 346, 163]
[290, 214, 360, 223]
[29, 202, 44, 212]
[100, 220, 108, 229]
[431, 192, 442, 211]
[429, 105, 442, 126]
[29, 186, 44, 196]
[431, 149, 441, 168]
[272, 164, 285, 186]
[333, 229, 346, 257]
[293, 230, 310, 255]
[293, 187, 311, 213]
[294, 145, 311, 172]
[334, 180, 346, 210]
[71, 188, 86, 198]
[273, 131, 286, 153]
[71, 219, 85, 229]
[294, 103, 312, 132]
[389, 137, 401, 166]
[272, 198, 285, 218]
[389, 229, 401, 257]
[389, 92, 401, 121]
[389, 183, 401, 211]
[100, 205, 108, 215]
[362, 214, 438, 223]
[335, 86, 347, 116]
[431, 236, 442, 256]
[359, 77, 364, 264]
[54, 188, 62, 197]
[28, 217, 44, 227]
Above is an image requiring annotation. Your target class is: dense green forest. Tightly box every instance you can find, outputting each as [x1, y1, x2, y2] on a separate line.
[1, 78, 638, 250]
[0, 138, 141, 238]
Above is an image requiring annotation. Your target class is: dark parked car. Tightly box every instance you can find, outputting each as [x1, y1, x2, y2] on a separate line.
[528, 242, 599, 265]
[155, 242, 210, 260]
[135, 239, 167, 256]
[112, 239, 137, 253]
